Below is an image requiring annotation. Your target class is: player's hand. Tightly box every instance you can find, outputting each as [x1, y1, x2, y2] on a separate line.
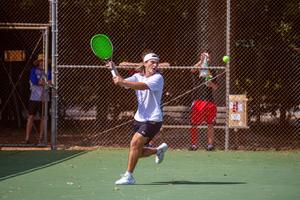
[112, 76, 124, 86]
[206, 80, 213, 87]
[106, 61, 115, 70]
[206, 80, 218, 90]
[191, 68, 198, 74]
[39, 78, 46, 86]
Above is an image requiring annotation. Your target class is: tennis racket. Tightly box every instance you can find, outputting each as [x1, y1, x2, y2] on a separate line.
[90, 34, 118, 77]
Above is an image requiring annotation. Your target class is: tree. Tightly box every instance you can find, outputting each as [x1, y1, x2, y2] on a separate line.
[232, 0, 300, 123]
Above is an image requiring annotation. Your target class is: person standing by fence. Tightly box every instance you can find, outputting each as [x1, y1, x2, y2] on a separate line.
[24, 54, 51, 145]
[190, 50, 218, 151]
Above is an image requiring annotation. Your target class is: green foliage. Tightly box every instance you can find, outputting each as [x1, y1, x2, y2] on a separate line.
[103, 0, 146, 26]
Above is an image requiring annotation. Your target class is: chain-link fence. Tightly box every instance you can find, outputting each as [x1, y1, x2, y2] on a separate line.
[0, 1, 50, 146]
[1, 0, 300, 150]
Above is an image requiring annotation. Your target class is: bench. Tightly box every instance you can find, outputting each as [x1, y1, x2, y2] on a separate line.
[161, 105, 249, 150]
[162, 105, 227, 129]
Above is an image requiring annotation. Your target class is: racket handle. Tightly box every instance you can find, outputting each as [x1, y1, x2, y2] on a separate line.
[107, 61, 118, 77]
[110, 65, 118, 77]
[111, 69, 117, 77]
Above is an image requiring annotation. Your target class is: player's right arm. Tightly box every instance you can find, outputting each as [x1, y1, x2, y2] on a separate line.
[106, 62, 148, 90]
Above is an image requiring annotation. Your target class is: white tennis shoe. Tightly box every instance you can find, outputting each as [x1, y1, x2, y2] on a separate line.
[115, 174, 136, 185]
[155, 143, 168, 164]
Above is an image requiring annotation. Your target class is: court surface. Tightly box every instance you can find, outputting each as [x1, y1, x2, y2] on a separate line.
[0, 150, 299, 200]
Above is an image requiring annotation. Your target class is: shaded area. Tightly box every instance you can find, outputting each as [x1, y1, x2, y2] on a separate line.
[0, 0, 299, 150]
[141, 181, 247, 185]
[0, 150, 86, 181]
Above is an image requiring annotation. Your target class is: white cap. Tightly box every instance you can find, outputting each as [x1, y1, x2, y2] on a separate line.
[143, 53, 160, 62]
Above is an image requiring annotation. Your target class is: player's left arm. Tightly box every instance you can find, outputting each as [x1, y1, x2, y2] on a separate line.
[116, 73, 163, 91]
[115, 77, 149, 90]
[207, 81, 218, 90]
[158, 62, 170, 67]
[112, 73, 149, 90]
[207, 70, 218, 90]
[119, 62, 142, 67]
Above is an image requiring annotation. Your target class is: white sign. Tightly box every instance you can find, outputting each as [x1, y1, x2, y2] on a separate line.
[231, 114, 241, 121]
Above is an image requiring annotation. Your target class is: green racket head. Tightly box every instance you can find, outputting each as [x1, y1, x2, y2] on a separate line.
[90, 34, 113, 60]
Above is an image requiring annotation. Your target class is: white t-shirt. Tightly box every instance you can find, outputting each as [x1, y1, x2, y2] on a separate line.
[125, 73, 164, 122]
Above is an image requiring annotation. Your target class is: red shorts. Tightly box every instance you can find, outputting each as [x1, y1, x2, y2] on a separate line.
[191, 100, 217, 125]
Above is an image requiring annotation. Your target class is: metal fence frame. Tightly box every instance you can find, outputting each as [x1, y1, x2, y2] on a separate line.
[0, 22, 50, 146]
[0, 0, 299, 150]
[51, 0, 233, 150]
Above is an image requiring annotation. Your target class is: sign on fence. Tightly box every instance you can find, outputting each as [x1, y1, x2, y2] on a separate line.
[4, 50, 26, 62]
[229, 95, 248, 128]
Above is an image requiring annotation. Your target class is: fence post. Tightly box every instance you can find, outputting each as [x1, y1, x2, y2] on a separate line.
[225, 0, 231, 151]
[51, 0, 58, 150]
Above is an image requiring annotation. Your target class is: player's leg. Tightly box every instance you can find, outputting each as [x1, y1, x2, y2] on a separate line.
[138, 121, 166, 161]
[190, 128, 198, 150]
[115, 121, 166, 185]
[115, 132, 146, 185]
[25, 115, 34, 143]
[127, 133, 148, 173]
[38, 117, 45, 144]
[147, 139, 155, 147]
[207, 124, 215, 150]
[131, 120, 166, 163]
[190, 101, 199, 150]
[190, 100, 205, 150]
[37, 101, 44, 144]
[140, 146, 156, 157]
[25, 101, 37, 143]
[206, 102, 217, 151]
[133, 139, 168, 165]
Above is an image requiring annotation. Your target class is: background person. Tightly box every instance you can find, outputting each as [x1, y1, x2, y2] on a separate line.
[190, 50, 218, 151]
[24, 54, 51, 145]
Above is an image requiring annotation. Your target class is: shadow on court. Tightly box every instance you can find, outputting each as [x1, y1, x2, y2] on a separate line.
[0, 150, 87, 181]
[139, 181, 247, 185]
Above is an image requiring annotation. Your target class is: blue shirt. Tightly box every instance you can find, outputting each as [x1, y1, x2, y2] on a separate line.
[29, 67, 52, 101]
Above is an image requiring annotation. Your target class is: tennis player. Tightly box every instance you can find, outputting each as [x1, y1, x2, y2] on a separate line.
[119, 49, 170, 147]
[107, 53, 168, 185]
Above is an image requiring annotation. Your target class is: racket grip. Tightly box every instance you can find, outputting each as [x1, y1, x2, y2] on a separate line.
[111, 69, 117, 77]
[107, 61, 118, 77]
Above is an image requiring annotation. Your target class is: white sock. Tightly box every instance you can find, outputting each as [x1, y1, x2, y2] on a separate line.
[124, 171, 132, 177]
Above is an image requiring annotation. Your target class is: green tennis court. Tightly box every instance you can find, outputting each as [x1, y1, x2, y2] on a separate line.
[1, 150, 299, 200]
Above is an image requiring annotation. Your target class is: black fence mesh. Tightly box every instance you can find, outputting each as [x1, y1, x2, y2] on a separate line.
[0, 0, 49, 24]
[1, 0, 299, 150]
[0, 0, 49, 145]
